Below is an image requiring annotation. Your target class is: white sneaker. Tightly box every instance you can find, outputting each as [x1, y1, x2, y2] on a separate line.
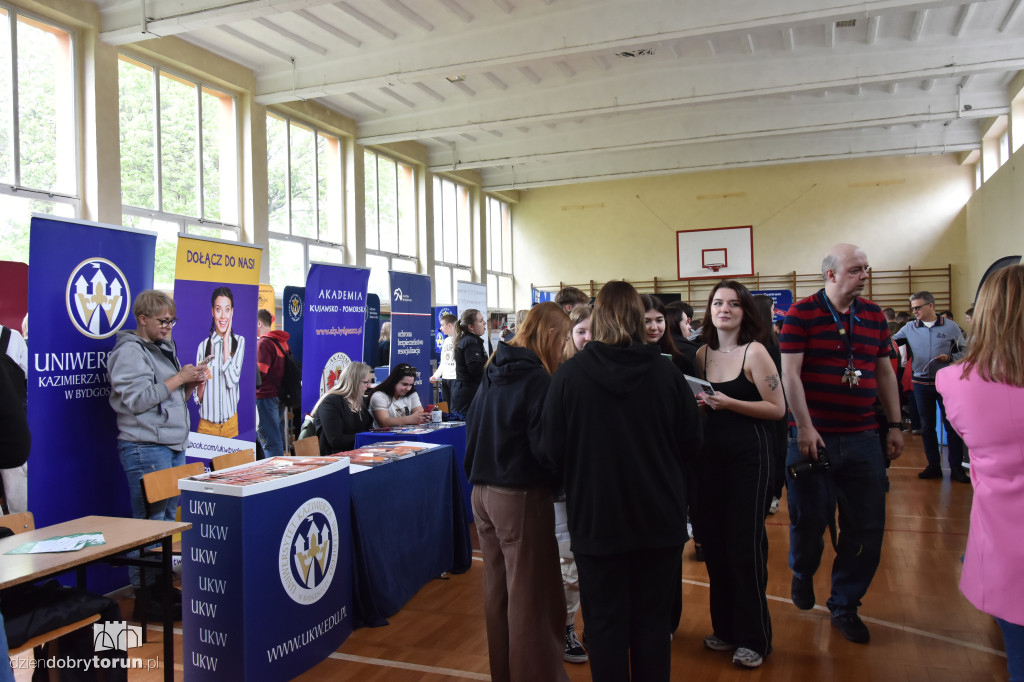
[732, 647, 763, 668]
[768, 497, 780, 515]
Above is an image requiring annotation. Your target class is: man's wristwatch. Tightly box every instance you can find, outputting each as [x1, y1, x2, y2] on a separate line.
[887, 422, 902, 430]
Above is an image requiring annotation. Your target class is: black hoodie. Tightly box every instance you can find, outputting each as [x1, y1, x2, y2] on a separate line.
[541, 341, 702, 555]
[464, 342, 560, 489]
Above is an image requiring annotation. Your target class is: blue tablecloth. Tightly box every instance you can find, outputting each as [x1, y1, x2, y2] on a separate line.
[349, 444, 472, 628]
[355, 424, 472, 522]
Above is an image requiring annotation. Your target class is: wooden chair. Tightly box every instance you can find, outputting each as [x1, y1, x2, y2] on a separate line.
[1, 512, 102, 657]
[210, 448, 255, 471]
[292, 436, 320, 458]
[139, 462, 206, 518]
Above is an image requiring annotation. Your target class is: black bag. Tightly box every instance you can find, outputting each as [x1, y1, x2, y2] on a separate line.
[268, 337, 303, 411]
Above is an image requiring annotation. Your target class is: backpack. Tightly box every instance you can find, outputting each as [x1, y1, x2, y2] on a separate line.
[267, 337, 303, 411]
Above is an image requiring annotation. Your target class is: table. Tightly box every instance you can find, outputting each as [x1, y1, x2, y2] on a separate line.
[0, 515, 190, 682]
[349, 444, 472, 627]
[355, 422, 472, 521]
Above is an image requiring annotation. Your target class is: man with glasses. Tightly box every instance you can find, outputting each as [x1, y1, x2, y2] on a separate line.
[892, 291, 968, 482]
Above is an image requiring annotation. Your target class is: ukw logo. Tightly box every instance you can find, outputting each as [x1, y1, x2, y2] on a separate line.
[93, 621, 142, 652]
[66, 258, 131, 339]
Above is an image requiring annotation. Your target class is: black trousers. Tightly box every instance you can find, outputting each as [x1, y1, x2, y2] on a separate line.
[575, 546, 682, 682]
[696, 421, 774, 656]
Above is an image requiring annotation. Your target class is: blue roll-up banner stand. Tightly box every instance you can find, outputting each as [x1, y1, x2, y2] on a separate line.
[180, 457, 352, 680]
[751, 289, 794, 320]
[27, 215, 156, 590]
[301, 264, 370, 414]
[389, 272, 432, 407]
[432, 306, 457, 361]
[531, 287, 554, 305]
[282, 286, 305, 365]
[363, 293, 380, 369]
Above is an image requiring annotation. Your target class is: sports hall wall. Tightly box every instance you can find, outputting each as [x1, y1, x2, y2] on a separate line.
[964, 151, 1024, 300]
[512, 154, 975, 312]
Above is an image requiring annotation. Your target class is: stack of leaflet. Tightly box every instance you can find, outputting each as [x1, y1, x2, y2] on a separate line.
[190, 456, 342, 486]
[337, 441, 430, 469]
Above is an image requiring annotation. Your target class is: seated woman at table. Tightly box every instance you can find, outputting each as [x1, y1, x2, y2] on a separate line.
[368, 363, 430, 428]
[464, 301, 571, 682]
[310, 361, 374, 455]
[108, 289, 208, 618]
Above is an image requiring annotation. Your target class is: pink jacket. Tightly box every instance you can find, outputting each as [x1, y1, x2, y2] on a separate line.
[937, 366, 1024, 626]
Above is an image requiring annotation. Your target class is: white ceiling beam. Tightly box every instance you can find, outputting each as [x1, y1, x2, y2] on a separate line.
[1001, 0, 1024, 31]
[867, 14, 881, 44]
[294, 10, 361, 48]
[783, 27, 795, 51]
[492, 0, 514, 14]
[954, 3, 976, 36]
[483, 72, 509, 90]
[414, 82, 446, 102]
[334, 3, 398, 40]
[438, 0, 474, 23]
[353, 41, 1024, 142]
[909, 9, 928, 41]
[219, 25, 292, 63]
[825, 22, 836, 48]
[253, 17, 327, 56]
[253, 0, 974, 103]
[383, 0, 435, 32]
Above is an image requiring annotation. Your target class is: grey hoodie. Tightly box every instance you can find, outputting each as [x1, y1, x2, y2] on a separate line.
[108, 331, 190, 450]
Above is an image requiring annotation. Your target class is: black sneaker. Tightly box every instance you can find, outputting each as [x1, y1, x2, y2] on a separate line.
[918, 466, 942, 479]
[831, 612, 870, 643]
[791, 575, 815, 610]
[564, 624, 587, 663]
[950, 470, 971, 484]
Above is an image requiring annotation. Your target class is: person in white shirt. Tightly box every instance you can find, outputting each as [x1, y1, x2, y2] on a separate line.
[430, 313, 458, 405]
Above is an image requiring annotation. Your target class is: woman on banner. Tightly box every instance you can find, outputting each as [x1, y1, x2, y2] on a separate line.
[451, 309, 487, 415]
[108, 290, 208, 613]
[195, 286, 246, 438]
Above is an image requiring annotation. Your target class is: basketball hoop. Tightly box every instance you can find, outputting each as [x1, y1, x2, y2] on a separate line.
[704, 263, 724, 273]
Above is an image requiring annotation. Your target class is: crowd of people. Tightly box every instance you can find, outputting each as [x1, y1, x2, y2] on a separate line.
[462, 244, 1022, 681]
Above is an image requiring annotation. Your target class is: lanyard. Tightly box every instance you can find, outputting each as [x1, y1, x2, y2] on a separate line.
[818, 289, 861, 387]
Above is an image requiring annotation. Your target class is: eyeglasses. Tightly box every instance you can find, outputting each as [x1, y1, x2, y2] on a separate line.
[910, 304, 932, 312]
[147, 316, 177, 328]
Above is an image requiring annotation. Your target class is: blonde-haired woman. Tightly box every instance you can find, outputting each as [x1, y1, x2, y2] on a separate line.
[377, 321, 391, 367]
[937, 264, 1024, 681]
[464, 301, 571, 682]
[311, 362, 374, 455]
[562, 305, 592, 360]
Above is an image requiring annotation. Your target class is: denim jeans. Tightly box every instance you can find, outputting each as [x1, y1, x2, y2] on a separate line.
[117, 440, 184, 587]
[997, 617, 1024, 682]
[913, 381, 965, 472]
[256, 396, 286, 458]
[786, 429, 887, 616]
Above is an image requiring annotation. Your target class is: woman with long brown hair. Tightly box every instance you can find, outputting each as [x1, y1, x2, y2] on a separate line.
[464, 302, 572, 682]
[542, 281, 702, 682]
[937, 264, 1024, 682]
[451, 308, 487, 415]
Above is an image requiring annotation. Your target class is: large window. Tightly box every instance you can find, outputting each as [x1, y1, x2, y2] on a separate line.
[0, 8, 78, 264]
[486, 196, 514, 310]
[267, 112, 345, 295]
[119, 54, 238, 290]
[433, 176, 473, 306]
[365, 149, 416, 304]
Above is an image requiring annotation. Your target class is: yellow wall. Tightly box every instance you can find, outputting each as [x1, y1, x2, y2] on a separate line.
[964, 154, 1024, 303]
[513, 154, 974, 310]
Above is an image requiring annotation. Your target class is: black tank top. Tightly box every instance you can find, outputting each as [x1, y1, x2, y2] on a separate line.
[703, 344, 765, 439]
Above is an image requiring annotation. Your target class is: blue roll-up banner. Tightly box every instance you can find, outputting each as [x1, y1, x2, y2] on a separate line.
[174, 235, 262, 464]
[751, 289, 794, 320]
[282, 286, 305, 364]
[363, 293, 380, 368]
[27, 216, 156, 533]
[433, 306, 457, 357]
[531, 287, 554, 305]
[390, 272, 432, 407]
[301, 264, 370, 416]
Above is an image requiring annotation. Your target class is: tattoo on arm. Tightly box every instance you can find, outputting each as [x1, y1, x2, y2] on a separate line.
[766, 373, 780, 391]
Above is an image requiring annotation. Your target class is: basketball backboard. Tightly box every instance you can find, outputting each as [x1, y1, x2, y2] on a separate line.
[677, 226, 754, 280]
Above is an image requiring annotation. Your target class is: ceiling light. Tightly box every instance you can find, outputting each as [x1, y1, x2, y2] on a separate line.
[445, 75, 465, 83]
[835, 19, 856, 28]
[615, 48, 656, 59]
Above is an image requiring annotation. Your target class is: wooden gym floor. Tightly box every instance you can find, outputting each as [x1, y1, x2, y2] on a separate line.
[15, 433, 1006, 681]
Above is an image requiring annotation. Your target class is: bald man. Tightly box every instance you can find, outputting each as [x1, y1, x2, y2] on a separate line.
[779, 243, 904, 644]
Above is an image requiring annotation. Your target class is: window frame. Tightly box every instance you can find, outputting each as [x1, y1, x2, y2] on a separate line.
[433, 175, 474, 307]
[485, 195, 514, 311]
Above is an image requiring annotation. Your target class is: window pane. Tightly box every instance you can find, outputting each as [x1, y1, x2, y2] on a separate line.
[309, 244, 343, 265]
[364, 150, 378, 250]
[453, 268, 471, 289]
[457, 184, 470, 265]
[290, 121, 316, 239]
[442, 180, 457, 262]
[201, 87, 235, 222]
[366, 252, 390, 306]
[435, 264, 451, 306]
[499, 275, 513, 310]
[487, 197, 498, 271]
[501, 202, 512, 272]
[432, 176, 443, 257]
[392, 258, 416, 273]
[397, 162, 416, 257]
[160, 72, 198, 215]
[0, 10, 13, 185]
[18, 16, 74, 193]
[487, 273, 497, 309]
[119, 57, 156, 209]
[0, 194, 75, 263]
[188, 224, 237, 241]
[122, 214, 179, 290]
[377, 156, 398, 252]
[267, 114, 288, 234]
[318, 132, 343, 244]
[270, 238, 304, 294]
